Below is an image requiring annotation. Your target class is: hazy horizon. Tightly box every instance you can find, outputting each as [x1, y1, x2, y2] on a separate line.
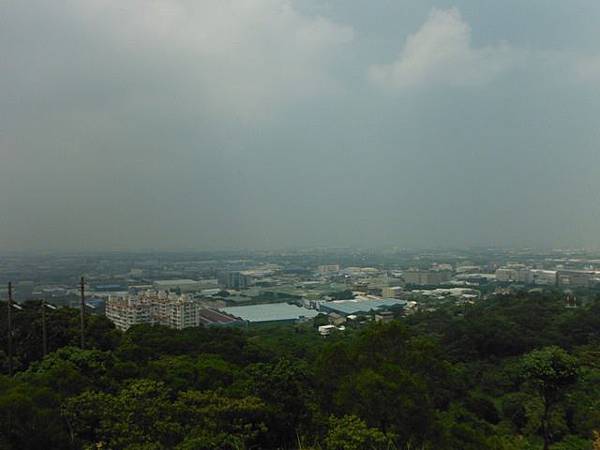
[3, 1, 600, 252]
[1, 245, 599, 257]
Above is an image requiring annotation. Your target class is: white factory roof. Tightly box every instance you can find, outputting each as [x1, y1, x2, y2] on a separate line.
[219, 303, 318, 323]
[153, 279, 199, 285]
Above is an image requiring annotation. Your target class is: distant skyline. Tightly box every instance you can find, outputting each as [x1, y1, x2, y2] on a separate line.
[2, 1, 600, 251]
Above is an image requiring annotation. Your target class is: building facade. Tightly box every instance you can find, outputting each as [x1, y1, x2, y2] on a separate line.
[381, 286, 404, 298]
[217, 271, 250, 289]
[106, 290, 205, 331]
[402, 270, 451, 286]
[557, 270, 593, 288]
[317, 264, 340, 275]
[495, 266, 532, 283]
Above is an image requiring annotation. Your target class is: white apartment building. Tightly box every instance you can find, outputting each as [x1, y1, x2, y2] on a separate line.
[381, 286, 404, 298]
[495, 266, 558, 285]
[530, 269, 558, 286]
[317, 264, 340, 275]
[106, 290, 205, 331]
[495, 266, 531, 283]
[105, 295, 153, 331]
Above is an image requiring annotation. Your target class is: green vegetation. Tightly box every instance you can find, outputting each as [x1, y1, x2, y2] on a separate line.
[1, 292, 600, 449]
[328, 289, 355, 300]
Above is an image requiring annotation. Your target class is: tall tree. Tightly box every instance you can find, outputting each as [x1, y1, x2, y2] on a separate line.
[520, 346, 579, 450]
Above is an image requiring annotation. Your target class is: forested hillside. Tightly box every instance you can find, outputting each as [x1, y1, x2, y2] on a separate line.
[1, 292, 599, 449]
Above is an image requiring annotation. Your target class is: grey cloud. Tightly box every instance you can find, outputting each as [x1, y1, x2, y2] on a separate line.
[1, 1, 600, 251]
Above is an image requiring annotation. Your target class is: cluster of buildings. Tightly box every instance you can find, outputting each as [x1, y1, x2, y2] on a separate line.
[11, 248, 600, 334]
[105, 268, 419, 331]
[106, 290, 411, 332]
[495, 265, 600, 288]
[402, 269, 451, 286]
[317, 264, 340, 275]
[106, 290, 240, 331]
[217, 271, 251, 289]
[103, 260, 483, 331]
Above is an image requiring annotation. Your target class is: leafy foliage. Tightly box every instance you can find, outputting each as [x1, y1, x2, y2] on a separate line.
[0, 293, 599, 449]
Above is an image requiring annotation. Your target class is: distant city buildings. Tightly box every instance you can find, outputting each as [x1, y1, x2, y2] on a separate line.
[495, 266, 532, 283]
[494, 266, 600, 287]
[92, 283, 127, 292]
[530, 269, 559, 286]
[557, 270, 595, 288]
[8, 247, 600, 331]
[409, 288, 480, 302]
[317, 264, 340, 275]
[455, 265, 481, 274]
[218, 271, 250, 289]
[152, 279, 202, 293]
[341, 267, 379, 277]
[381, 286, 404, 298]
[403, 270, 451, 286]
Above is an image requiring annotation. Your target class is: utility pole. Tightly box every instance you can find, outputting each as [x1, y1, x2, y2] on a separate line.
[40, 299, 56, 358]
[41, 299, 47, 357]
[7, 282, 13, 376]
[80, 276, 85, 349]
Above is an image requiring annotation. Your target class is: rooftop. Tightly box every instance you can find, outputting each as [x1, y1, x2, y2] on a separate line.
[153, 279, 199, 285]
[197, 309, 242, 326]
[219, 302, 318, 323]
[320, 298, 407, 315]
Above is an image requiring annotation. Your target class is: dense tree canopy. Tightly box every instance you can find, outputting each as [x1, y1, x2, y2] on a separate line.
[0, 292, 599, 449]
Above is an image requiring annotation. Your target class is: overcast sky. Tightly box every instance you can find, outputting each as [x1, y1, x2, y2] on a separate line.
[2, 0, 600, 251]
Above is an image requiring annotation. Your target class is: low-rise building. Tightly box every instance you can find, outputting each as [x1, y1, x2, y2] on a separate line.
[410, 288, 480, 301]
[317, 264, 340, 275]
[152, 279, 201, 293]
[381, 286, 404, 298]
[375, 311, 394, 323]
[327, 312, 346, 326]
[319, 297, 407, 316]
[530, 270, 557, 286]
[218, 271, 251, 289]
[219, 302, 318, 324]
[495, 267, 531, 283]
[403, 270, 451, 286]
[318, 324, 345, 336]
[557, 270, 593, 288]
[196, 309, 242, 327]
